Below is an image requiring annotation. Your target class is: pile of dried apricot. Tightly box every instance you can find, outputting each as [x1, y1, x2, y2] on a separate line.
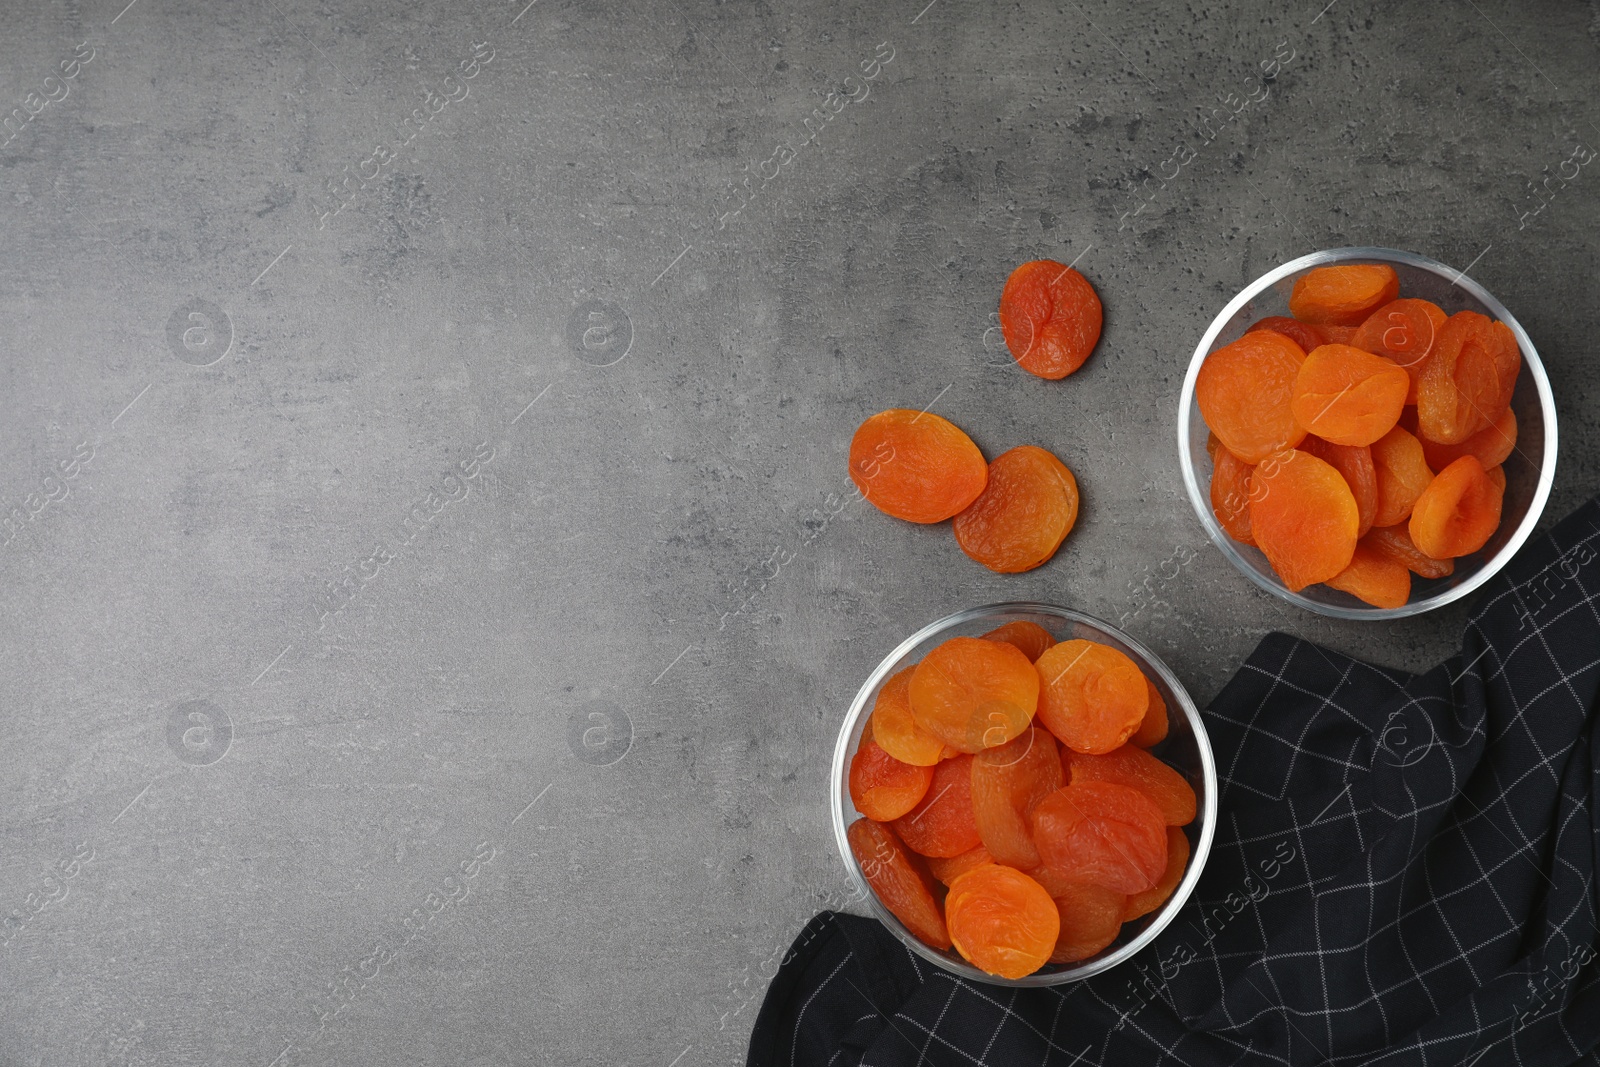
[1198, 263, 1522, 608]
[847, 622, 1196, 979]
[850, 412, 1081, 574]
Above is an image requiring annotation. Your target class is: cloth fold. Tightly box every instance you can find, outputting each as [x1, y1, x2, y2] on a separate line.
[750, 497, 1600, 1066]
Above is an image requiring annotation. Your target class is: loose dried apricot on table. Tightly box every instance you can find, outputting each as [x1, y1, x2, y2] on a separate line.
[849, 409, 988, 523]
[998, 260, 1104, 380]
[945, 865, 1060, 979]
[1288, 263, 1400, 326]
[910, 637, 1039, 754]
[953, 446, 1080, 573]
[1195, 329, 1307, 463]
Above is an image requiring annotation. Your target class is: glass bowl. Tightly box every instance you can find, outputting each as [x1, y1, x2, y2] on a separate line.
[1177, 247, 1559, 619]
[829, 603, 1217, 987]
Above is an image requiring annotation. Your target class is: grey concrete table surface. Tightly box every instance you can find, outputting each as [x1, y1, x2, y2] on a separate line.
[1, 0, 1597, 1064]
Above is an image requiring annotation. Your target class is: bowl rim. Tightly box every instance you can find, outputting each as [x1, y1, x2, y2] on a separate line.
[1176, 246, 1560, 620]
[829, 602, 1219, 987]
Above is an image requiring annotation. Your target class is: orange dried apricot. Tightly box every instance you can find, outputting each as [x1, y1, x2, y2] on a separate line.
[1370, 426, 1435, 529]
[1288, 264, 1400, 326]
[1035, 640, 1149, 755]
[848, 818, 952, 950]
[1486, 464, 1506, 494]
[1195, 330, 1307, 463]
[1122, 827, 1191, 922]
[1049, 881, 1127, 963]
[1248, 449, 1359, 592]
[1410, 456, 1504, 558]
[1350, 298, 1447, 403]
[1130, 678, 1169, 748]
[1031, 781, 1168, 895]
[945, 865, 1060, 979]
[909, 637, 1039, 754]
[1422, 405, 1517, 472]
[1289, 345, 1409, 447]
[849, 409, 988, 523]
[1488, 320, 1522, 416]
[927, 844, 995, 887]
[982, 620, 1056, 663]
[998, 260, 1104, 380]
[1062, 744, 1196, 826]
[1316, 324, 1358, 346]
[893, 753, 983, 858]
[952, 446, 1080, 573]
[972, 726, 1064, 869]
[869, 666, 946, 767]
[1417, 312, 1508, 445]
[1325, 542, 1411, 610]
[1301, 436, 1378, 538]
[849, 739, 935, 822]
[1363, 524, 1455, 580]
[1209, 445, 1255, 544]
[1246, 315, 1326, 356]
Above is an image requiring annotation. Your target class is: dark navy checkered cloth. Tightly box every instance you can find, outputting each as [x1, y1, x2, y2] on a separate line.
[750, 497, 1600, 1066]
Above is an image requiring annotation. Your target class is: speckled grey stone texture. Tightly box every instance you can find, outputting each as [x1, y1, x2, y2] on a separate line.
[0, 0, 1597, 1064]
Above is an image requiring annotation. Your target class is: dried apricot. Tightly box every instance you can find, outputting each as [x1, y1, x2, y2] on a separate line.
[1122, 827, 1191, 922]
[1248, 449, 1359, 591]
[1288, 264, 1400, 326]
[1289, 345, 1409, 447]
[893, 753, 982, 858]
[1246, 315, 1326, 356]
[849, 409, 988, 523]
[1417, 312, 1507, 445]
[927, 844, 995, 887]
[849, 739, 935, 822]
[1130, 678, 1169, 748]
[1300, 436, 1378, 538]
[869, 666, 946, 767]
[946, 865, 1060, 979]
[1486, 464, 1506, 494]
[909, 637, 1039, 754]
[1062, 745, 1196, 826]
[982, 620, 1056, 663]
[1363, 524, 1455, 579]
[1316, 324, 1358, 346]
[1031, 782, 1168, 895]
[1049, 881, 1127, 963]
[1195, 330, 1307, 463]
[1422, 405, 1517, 472]
[1350, 298, 1447, 403]
[1370, 426, 1435, 528]
[1410, 456, 1503, 559]
[1209, 445, 1255, 544]
[1035, 640, 1149, 755]
[1488, 320, 1522, 415]
[952, 446, 1080, 573]
[998, 260, 1104, 380]
[848, 818, 952, 950]
[972, 726, 1064, 869]
[1325, 542, 1412, 609]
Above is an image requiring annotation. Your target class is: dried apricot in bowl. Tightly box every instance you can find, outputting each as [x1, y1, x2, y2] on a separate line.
[1246, 315, 1326, 356]
[848, 409, 988, 523]
[1370, 426, 1435, 528]
[972, 726, 1064, 869]
[1248, 449, 1360, 592]
[1209, 446, 1255, 544]
[1289, 345, 1409, 447]
[1417, 312, 1511, 445]
[953, 446, 1080, 573]
[1410, 456, 1504, 559]
[869, 666, 946, 767]
[1130, 679, 1168, 748]
[982, 620, 1056, 662]
[1195, 329, 1307, 463]
[1061, 745, 1197, 826]
[1122, 827, 1190, 922]
[945, 865, 1060, 979]
[848, 818, 952, 950]
[997, 260, 1104, 380]
[1422, 405, 1517, 472]
[1364, 524, 1454, 579]
[1048, 881, 1126, 963]
[1325, 541, 1412, 610]
[910, 637, 1040, 754]
[893, 753, 982, 858]
[1031, 781, 1168, 895]
[1035, 640, 1149, 755]
[1350, 298, 1447, 402]
[1300, 436, 1378, 538]
[1288, 263, 1400, 326]
[848, 739, 934, 822]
